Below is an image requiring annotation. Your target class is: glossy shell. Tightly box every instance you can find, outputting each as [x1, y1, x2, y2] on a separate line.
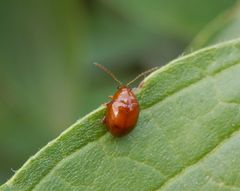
[103, 86, 139, 137]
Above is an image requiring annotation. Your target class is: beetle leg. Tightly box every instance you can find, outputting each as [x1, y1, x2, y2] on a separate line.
[102, 116, 106, 124]
[132, 87, 140, 94]
[108, 95, 113, 99]
[138, 80, 144, 88]
[102, 100, 111, 106]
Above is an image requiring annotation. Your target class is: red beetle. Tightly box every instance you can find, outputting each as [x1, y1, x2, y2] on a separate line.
[95, 63, 157, 137]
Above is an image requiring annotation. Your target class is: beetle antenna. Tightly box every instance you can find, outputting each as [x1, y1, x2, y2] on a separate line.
[127, 67, 158, 86]
[94, 63, 123, 86]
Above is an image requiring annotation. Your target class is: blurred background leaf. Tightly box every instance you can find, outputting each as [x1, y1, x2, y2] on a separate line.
[189, 2, 240, 50]
[99, 0, 236, 38]
[0, 0, 237, 184]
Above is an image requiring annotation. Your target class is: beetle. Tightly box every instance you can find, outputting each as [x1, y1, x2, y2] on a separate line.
[94, 63, 157, 137]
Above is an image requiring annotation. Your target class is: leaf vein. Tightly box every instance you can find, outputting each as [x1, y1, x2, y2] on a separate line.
[32, 133, 108, 190]
[156, 127, 240, 191]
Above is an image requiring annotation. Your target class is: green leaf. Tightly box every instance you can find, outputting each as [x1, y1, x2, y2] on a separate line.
[1, 39, 240, 191]
[189, 3, 240, 50]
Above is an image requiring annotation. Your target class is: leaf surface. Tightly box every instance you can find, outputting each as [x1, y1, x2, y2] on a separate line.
[1, 39, 240, 191]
